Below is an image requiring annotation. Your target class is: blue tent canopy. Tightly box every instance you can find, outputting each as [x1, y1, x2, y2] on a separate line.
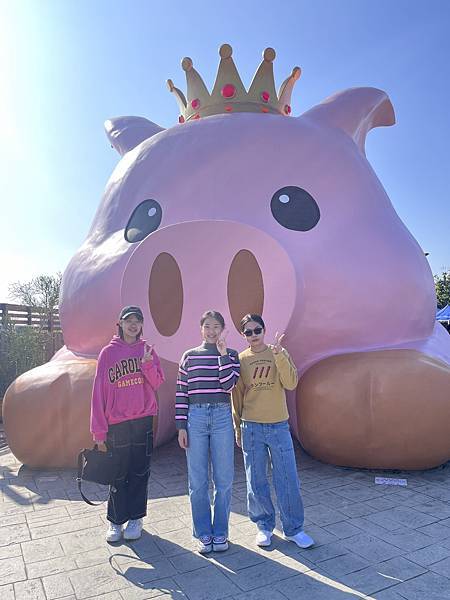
[436, 305, 450, 321]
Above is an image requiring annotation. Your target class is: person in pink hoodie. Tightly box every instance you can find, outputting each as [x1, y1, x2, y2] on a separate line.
[90, 305, 165, 543]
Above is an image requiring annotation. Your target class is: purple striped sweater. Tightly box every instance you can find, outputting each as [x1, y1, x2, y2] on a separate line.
[175, 342, 240, 430]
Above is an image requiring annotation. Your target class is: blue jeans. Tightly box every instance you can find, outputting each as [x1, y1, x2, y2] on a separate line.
[186, 403, 234, 538]
[241, 420, 304, 537]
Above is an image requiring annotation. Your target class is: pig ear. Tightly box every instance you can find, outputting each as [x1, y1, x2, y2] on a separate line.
[104, 116, 165, 156]
[302, 87, 395, 155]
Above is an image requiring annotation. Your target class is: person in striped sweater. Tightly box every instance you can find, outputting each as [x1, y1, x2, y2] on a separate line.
[176, 310, 240, 554]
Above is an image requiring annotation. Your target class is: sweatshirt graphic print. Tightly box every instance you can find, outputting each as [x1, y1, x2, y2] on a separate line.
[231, 347, 298, 442]
[90, 336, 165, 442]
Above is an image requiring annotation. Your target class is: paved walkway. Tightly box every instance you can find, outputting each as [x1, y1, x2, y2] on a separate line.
[1, 426, 450, 600]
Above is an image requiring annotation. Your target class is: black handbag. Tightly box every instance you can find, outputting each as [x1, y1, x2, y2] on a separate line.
[76, 444, 120, 506]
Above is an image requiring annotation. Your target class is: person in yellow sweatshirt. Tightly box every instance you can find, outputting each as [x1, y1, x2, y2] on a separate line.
[232, 314, 314, 549]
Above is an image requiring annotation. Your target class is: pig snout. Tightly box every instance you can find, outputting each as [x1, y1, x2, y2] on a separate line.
[121, 221, 296, 362]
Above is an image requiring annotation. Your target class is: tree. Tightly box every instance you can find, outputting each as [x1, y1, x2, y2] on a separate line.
[434, 270, 450, 309]
[0, 320, 52, 399]
[8, 272, 62, 311]
[1, 273, 64, 416]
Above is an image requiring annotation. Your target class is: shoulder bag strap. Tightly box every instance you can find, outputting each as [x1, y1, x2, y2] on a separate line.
[76, 450, 109, 506]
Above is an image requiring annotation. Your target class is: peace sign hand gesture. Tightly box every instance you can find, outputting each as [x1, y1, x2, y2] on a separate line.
[142, 343, 154, 364]
[271, 332, 285, 355]
[216, 330, 229, 357]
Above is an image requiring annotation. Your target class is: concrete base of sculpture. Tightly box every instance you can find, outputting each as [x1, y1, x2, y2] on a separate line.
[297, 349, 450, 470]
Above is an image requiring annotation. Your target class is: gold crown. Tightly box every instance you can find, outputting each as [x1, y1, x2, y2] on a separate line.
[167, 44, 301, 123]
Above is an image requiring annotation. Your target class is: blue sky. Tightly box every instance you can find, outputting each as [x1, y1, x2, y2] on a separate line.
[0, 0, 449, 300]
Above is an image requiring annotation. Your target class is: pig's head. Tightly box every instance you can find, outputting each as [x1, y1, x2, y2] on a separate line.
[60, 45, 435, 370]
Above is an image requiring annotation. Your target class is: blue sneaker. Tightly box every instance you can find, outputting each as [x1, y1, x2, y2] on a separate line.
[212, 536, 229, 552]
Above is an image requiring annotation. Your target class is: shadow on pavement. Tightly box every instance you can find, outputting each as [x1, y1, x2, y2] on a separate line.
[107, 529, 373, 599]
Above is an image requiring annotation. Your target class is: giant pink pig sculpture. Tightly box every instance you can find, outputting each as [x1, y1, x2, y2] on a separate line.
[4, 45, 450, 469]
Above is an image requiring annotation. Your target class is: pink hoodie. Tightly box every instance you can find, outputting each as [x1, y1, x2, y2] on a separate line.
[90, 336, 165, 442]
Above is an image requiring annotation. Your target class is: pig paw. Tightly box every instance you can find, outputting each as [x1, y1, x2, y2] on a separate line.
[297, 349, 450, 469]
[3, 358, 97, 468]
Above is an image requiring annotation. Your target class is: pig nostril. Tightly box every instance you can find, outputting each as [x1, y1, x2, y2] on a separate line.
[227, 250, 264, 332]
[149, 253, 183, 336]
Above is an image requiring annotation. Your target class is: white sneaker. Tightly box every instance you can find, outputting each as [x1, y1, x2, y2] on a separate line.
[255, 530, 273, 547]
[284, 530, 315, 548]
[197, 535, 213, 554]
[123, 518, 143, 540]
[106, 522, 122, 543]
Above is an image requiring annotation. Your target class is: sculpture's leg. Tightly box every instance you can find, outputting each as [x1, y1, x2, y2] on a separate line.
[3, 359, 97, 468]
[3, 354, 179, 469]
[297, 349, 450, 470]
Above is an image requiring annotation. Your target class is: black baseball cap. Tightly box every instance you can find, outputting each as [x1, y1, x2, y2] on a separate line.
[119, 306, 144, 321]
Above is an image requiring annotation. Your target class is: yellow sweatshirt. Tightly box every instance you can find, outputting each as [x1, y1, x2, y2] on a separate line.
[232, 346, 298, 442]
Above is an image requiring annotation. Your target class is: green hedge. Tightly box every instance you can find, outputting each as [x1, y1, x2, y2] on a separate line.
[0, 321, 63, 406]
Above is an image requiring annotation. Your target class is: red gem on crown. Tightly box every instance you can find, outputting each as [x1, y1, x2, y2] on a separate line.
[221, 84, 236, 99]
[261, 91, 270, 103]
[191, 98, 200, 110]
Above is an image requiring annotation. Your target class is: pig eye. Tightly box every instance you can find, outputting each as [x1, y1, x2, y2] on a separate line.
[271, 186, 320, 231]
[125, 199, 162, 243]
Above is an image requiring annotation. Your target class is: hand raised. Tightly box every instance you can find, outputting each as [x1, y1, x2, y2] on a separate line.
[216, 330, 229, 356]
[272, 331, 285, 354]
[142, 343, 154, 363]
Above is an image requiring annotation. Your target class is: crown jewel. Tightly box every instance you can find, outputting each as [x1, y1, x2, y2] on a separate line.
[167, 44, 301, 123]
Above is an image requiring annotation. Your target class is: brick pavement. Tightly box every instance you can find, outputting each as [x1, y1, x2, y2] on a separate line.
[1, 425, 450, 600]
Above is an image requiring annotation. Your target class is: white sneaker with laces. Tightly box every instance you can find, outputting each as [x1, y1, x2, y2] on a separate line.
[197, 535, 213, 554]
[284, 530, 315, 548]
[255, 530, 273, 547]
[106, 522, 122, 543]
[123, 518, 143, 540]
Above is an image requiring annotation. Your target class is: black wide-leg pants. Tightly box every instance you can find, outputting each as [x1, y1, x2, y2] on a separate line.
[106, 415, 153, 525]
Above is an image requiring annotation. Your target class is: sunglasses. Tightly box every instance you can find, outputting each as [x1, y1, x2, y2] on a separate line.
[243, 327, 263, 337]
